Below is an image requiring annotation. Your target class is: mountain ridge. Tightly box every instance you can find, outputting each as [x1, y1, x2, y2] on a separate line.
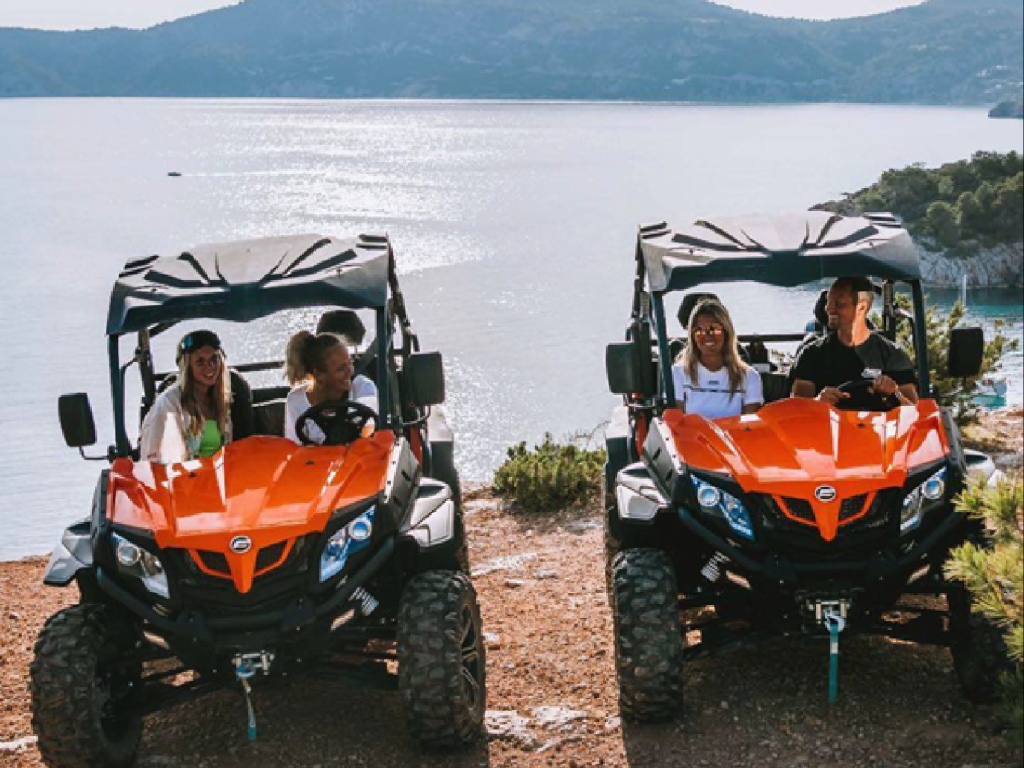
[1, 0, 1020, 103]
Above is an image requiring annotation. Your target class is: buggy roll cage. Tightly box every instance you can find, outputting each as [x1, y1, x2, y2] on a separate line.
[103, 233, 422, 457]
[624, 212, 933, 412]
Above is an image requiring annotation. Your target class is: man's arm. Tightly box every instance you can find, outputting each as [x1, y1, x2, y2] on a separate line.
[899, 383, 919, 404]
[871, 373, 918, 405]
[793, 378, 848, 405]
[791, 379, 816, 398]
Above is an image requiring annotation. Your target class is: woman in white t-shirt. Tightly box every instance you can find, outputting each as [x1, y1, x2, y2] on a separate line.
[672, 299, 762, 419]
[283, 331, 378, 444]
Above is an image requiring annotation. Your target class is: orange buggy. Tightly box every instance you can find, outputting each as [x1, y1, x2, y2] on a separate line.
[33, 234, 485, 766]
[603, 212, 1007, 721]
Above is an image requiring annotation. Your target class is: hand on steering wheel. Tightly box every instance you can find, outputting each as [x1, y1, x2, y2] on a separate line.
[834, 378, 900, 411]
[294, 399, 377, 446]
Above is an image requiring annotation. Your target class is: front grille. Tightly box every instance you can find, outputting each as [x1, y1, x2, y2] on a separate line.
[169, 540, 314, 618]
[256, 541, 288, 572]
[781, 497, 814, 524]
[190, 539, 298, 581]
[773, 493, 871, 526]
[754, 489, 902, 561]
[196, 550, 229, 575]
[839, 494, 868, 521]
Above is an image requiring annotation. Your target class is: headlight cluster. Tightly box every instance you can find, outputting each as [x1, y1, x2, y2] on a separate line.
[320, 506, 376, 582]
[112, 532, 169, 598]
[690, 477, 754, 540]
[901, 467, 947, 534]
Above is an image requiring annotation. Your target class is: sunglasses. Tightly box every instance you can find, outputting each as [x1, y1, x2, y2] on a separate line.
[693, 324, 724, 336]
[179, 331, 222, 355]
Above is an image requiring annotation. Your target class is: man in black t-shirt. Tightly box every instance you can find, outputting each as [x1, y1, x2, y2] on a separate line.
[791, 277, 919, 409]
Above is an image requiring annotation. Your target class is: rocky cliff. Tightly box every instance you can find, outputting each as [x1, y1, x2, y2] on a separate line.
[916, 242, 1024, 287]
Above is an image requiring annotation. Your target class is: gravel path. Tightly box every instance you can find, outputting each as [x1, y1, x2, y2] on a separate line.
[2, 492, 1021, 768]
[2, 410, 1021, 767]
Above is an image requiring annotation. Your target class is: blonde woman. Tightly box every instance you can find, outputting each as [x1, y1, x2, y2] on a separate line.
[283, 331, 378, 445]
[672, 299, 762, 419]
[139, 330, 233, 463]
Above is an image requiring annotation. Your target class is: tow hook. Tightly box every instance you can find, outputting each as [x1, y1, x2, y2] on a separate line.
[815, 601, 848, 706]
[232, 652, 275, 741]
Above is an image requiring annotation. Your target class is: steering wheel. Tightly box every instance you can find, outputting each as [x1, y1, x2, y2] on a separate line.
[836, 378, 899, 411]
[294, 400, 377, 446]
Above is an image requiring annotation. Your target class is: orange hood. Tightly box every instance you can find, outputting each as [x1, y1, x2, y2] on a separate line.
[106, 431, 395, 592]
[662, 400, 950, 540]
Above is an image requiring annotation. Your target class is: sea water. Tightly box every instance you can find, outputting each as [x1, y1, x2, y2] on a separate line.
[0, 99, 1020, 558]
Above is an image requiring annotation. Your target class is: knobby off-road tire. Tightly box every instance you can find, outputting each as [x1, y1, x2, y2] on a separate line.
[602, 503, 620, 607]
[397, 571, 485, 748]
[947, 582, 1011, 703]
[612, 548, 682, 722]
[30, 604, 142, 768]
[451, 471, 471, 574]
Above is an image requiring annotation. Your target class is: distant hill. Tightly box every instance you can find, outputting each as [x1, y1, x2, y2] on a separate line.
[990, 98, 1024, 118]
[1, 0, 1021, 103]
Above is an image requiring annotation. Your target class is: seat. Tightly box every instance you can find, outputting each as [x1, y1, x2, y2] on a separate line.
[253, 399, 287, 437]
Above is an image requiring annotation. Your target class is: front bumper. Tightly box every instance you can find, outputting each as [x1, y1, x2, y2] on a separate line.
[676, 502, 967, 588]
[96, 538, 395, 651]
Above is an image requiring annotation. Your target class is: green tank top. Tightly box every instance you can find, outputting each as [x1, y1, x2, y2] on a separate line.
[197, 419, 223, 458]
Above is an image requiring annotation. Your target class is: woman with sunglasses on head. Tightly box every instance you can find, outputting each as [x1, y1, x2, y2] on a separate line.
[139, 330, 233, 463]
[673, 299, 762, 419]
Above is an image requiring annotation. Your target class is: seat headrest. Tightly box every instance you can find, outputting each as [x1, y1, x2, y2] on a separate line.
[677, 292, 721, 328]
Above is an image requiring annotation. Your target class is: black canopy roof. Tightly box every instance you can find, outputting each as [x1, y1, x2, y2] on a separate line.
[106, 233, 391, 335]
[639, 211, 921, 293]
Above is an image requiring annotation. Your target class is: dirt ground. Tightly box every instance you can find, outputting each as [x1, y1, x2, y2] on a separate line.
[2, 410, 1022, 768]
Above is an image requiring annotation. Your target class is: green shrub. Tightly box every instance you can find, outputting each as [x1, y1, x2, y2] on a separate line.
[493, 433, 606, 514]
[886, 300, 1017, 426]
[945, 476, 1023, 740]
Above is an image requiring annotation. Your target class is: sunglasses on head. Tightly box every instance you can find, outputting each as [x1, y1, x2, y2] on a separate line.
[178, 331, 222, 358]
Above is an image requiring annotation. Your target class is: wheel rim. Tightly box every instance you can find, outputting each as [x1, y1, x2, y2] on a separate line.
[459, 604, 482, 711]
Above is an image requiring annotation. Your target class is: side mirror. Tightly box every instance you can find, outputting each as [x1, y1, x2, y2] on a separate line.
[58, 393, 97, 448]
[606, 342, 656, 397]
[948, 327, 984, 378]
[405, 351, 445, 407]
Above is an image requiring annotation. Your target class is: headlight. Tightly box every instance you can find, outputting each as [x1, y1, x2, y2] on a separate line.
[690, 477, 754, 540]
[901, 467, 947, 533]
[320, 506, 376, 582]
[111, 532, 169, 598]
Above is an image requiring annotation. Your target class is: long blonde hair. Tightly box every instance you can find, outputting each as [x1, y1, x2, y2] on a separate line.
[681, 300, 749, 397]
[177, 347, 231, 439]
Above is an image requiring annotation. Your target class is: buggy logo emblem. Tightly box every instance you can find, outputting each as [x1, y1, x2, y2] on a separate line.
[229, 536, 252, 554]
[815, 485, 837, 503]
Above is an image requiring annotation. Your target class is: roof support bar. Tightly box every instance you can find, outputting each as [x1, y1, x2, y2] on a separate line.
[652, 292, 675, 409]
[910, 282, 932, 396]
[108, 336, 131, 457]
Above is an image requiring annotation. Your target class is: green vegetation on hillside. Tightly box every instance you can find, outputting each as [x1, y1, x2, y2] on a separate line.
[822, 151, 1024, 253]
[946, 476, 1023, 740]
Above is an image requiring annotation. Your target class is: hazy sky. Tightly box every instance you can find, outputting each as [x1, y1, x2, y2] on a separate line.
[0, 1, 929, 31]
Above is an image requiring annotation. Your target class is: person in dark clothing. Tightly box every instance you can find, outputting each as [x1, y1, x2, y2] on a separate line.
[316, 310, 366, 346]
[228, 370, 255, 439]
[791, 277, 919, 409]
